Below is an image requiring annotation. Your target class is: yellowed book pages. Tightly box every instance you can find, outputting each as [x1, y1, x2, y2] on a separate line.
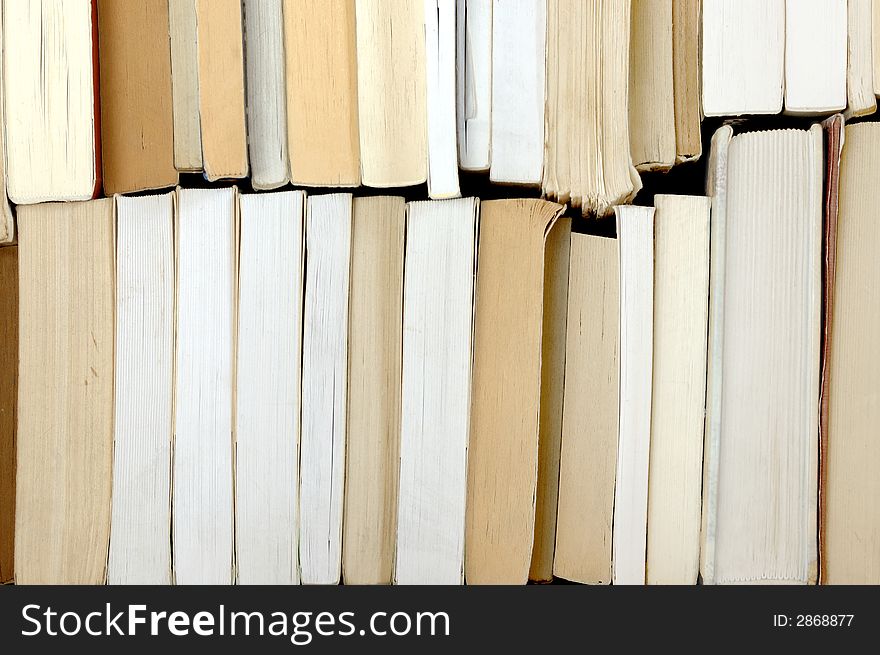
[0, 10, 14, 242]
[845, 0, 877, 118]
[97, 0, 178, 194]
[529, 217, 572, 582]
[169, 0, 202, 171]
[342, 196, 405, 585]
[15, 199, 115, 584]
[284, 0, 360, 186]
[672, 0, 702, 161]
[465, 198, 563, 585]
[196, 0, 248, 180]
[554, 234, 619, 584]
[646, 194, 710, 585]
[630, 0, 676, 170]
[874, 0, 880, 95]
[0, 246, 17, 583]
[355, 0, 426, 187]
[824, 123, 880, 584]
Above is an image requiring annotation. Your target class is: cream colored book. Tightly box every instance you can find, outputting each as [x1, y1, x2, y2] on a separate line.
[543, 0, 640, 216]
[284, 0, 360, 187]
[108, 194, 174, 586]
[465, 199, 563, 585]
[343, 196, 405, 585]
[243, 0, 289, 190]
[0, 10, 15, 242]
[672, 0, 702, 162]
[300, 193, 352, 585]
[529, 217, 572, 583]
[701, 125, 821, 585]
[612, 205, 654, 586]
[456, 0, 492, 171]
[702, 0, 784, 116]
[15, 199, 114, 584]
[0, 245, 15, 583]
[646, 194, 710, 586]
[874, 0, 880, 95]
[629, 0, 676, 170]
[168, 0, 203, 171]
[173, 188, 237, 585]
[823, 122, 880, 584]
[355, 0, 426, 188]
[490, 0, 544, 185]
[396, 197, 478, 585]
[783, 0, 846, 114]
[3, 0, 99, 203]
[845, 0, 877, 118]
[235, 191, 305, 585]
[424, 0, 460, 198]
[554, 234, 619, 584]
[196, 0, 248, 180]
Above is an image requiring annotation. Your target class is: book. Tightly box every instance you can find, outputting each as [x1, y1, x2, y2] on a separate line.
[612, 205, 654, 586]
[284, 0, 360, 187]
[874, 0, 880, 95]
[490, 0, 544, 185]
[342, 196, 405, 585]
[629, 0, 676, 170]
[702, 0, 784, 116]
[97, 0, 178, 195]
[783, 0, 846, 114]
[529, 217, 572, 583]
[173, 188, 236, 585]
[0, 246, 16, 583]
[168, 0, 202, 171]
[845, 0, 877, 119]
[456, 0, 492, 171]
[236, 191, 305, 585]
[646, 194, 710, 585]
[108, 193, 174, 585]
[355, 0, 427, 188]
[543, 0, 641, 215]
[672, 0, 702, 162]
[195, 0, 248, 180]
[424, 0, 461, 199]
[242, 0, 289, 190]
[465, 198, 563, 585]
[396, 197, 478, 585]
[554, 233, 619, 584]
[0, 12, 14, 243]
[823, 122, 880, 584]
[3, 0, 100, 203]
[300, 193, 352, 585]
[701, 125, 821, 585]
[15, 199, 114, 584]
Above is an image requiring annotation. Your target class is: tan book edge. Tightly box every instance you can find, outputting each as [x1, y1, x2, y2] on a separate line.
[15, 199, 115, 584]
[672, 0, 703, 162]
[196, 0, 248, 181]
[465, 198, 563, 585]
[97, 0, 178, 194]
[0, 8, 14, 243]
[529, 216, 572, 582]
[553, 233, 619, 584]
[342, 196, 405, 585]
[169, 0, 203, 172]
[0, 246, 16, 583]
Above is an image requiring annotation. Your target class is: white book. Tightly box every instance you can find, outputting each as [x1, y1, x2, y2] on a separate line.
[612, 205, 654, 586]
[425, 0, 461, 199]
[784, 0, 846, 114]
[489, 0, 544, 184]
[702, 0, 784, 116]
[242, 0, 290, 189]
[845, 0, 877, 118]
[108, 193, 174, 585]
[168, 0, 203, 171]
[456, 0, 491, 171]
[235, 191, 305, 584]
[646, 194, 710, 585]
[173, 188, 236, 585]
[396, 197, 478, 585]
[300, 193, 352, 585]
[3, 0, 98, 203]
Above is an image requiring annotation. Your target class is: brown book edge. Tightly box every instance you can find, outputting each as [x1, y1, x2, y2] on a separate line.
[818, 113, 844, 584]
